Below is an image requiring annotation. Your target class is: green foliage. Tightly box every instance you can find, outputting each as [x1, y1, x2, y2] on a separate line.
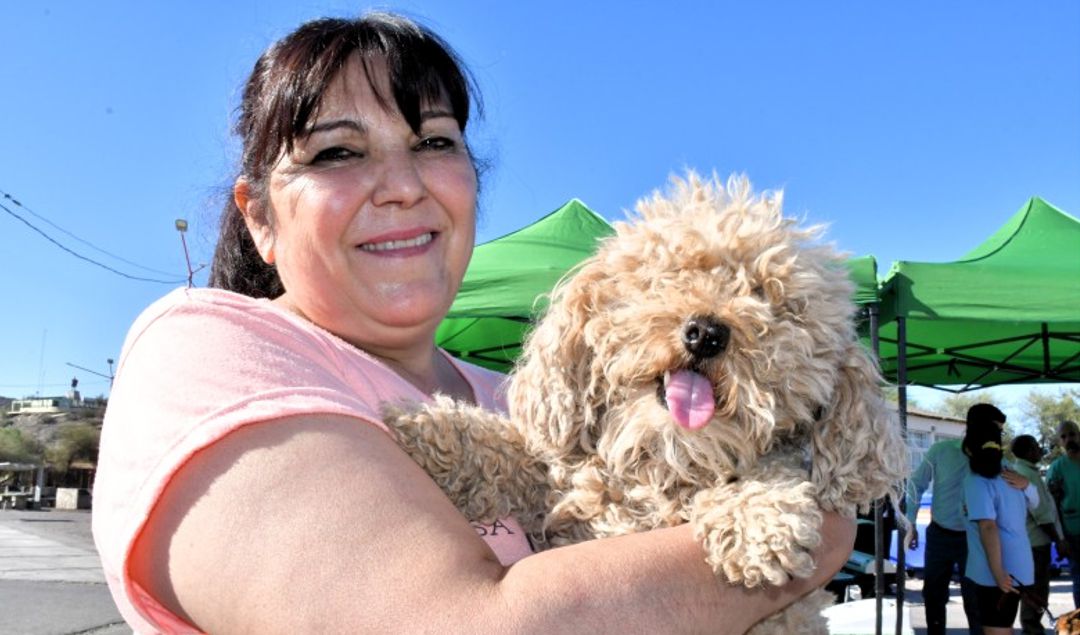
[881, 386, 920, 411]
[936, 393, 984, 420]
[0, 428, 44, 464]
[1024, 388, 1080, 459]
[44, 424, 100, 473]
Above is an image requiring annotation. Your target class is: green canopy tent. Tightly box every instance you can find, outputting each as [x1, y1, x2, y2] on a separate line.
[436, 199, 614, 372]
[847, 255, 882, 308]
[874, 196, 1080, 635]
[877, 197, 1080, 391]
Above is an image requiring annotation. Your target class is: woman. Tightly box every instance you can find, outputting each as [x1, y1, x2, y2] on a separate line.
[91, 13, 854, 633]
[962, 404, 1035, 635]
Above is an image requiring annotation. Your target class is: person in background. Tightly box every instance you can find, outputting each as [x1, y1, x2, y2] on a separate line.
[90, 12, 855, 633]
[1009, 434, 1065, 635]
[908, 421, 987, 634]
[1048, 420, 1080, 608]
[908, 403, 1032, 635]
[962, 406, 1035, 635]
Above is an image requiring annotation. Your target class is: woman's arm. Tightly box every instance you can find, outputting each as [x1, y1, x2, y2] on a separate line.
[975, 518, 1013, 593]
[131, 414, 854, 634]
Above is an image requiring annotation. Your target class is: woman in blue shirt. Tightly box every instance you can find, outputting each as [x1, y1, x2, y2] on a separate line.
[963, 404, 1035, 635]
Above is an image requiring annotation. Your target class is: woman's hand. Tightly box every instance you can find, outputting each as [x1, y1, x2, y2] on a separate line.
[993, 571, 1017, 594]
[906, 526, 919, 550]
[1001, 468, 1030, 490]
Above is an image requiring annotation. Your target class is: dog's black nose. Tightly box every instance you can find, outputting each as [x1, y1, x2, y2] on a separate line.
[682, 315, 729, 360]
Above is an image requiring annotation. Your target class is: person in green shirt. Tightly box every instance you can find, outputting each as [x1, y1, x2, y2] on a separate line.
[1047, 420, 1080, 608]
[1010, 434, 1065, 634]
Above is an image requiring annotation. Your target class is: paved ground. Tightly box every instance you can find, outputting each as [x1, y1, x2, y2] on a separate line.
[1, 506, 1075, 634]
[0, 508, 127, 635]
[901, 571, 1074, 634]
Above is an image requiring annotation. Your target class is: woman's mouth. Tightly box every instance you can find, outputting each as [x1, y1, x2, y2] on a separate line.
[359, 232, 435, 253]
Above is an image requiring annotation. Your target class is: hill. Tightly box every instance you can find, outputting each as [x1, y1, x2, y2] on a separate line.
[1, 408, 104, 469]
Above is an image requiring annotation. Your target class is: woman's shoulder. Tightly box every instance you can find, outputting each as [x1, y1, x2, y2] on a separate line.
[122, 287, 330, 357]
[112, 287, 374, 406]
[132, 287, 276, 328]
[963, 471, 998, 490]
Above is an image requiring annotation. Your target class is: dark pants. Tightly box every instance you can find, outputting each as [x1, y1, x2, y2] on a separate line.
[923, 522, 983, 635]
[1020, 543, 1051, 635]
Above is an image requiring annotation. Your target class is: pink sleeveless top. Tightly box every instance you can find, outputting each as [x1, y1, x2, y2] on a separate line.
[92, 288, 534, 633]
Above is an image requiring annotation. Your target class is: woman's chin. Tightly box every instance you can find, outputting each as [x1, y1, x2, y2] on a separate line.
[365, 282, 456, 327]
[362, 298, 450, 335]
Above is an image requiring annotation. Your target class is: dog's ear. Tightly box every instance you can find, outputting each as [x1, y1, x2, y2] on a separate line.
[809, 341, 909, 515]
[508, 260, 607, 458]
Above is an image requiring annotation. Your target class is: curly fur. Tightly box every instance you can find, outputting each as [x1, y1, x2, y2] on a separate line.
[385, 172, 909, 634]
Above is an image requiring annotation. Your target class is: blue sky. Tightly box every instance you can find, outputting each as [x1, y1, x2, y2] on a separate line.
[1, 2, 1077, 423]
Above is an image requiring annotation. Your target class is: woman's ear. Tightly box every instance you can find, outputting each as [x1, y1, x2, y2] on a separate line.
[235, 178, 275, 264]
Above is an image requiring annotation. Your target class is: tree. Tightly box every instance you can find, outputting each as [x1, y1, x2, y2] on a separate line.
[932, 392, 1022, 451]
[44, 424, 100, 474]
[0, 428, 44, 464]
[1023, 388, 1080, 456]
[881, 386, 921, 411]
[936, 393, 984, 420]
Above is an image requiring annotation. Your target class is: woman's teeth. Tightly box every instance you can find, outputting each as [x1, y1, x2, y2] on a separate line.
[360, 232, 433, 252]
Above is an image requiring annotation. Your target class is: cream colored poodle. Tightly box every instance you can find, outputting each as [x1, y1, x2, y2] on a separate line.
[386, 173, 909, 633]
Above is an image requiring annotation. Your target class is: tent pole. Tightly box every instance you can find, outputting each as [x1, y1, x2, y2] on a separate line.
[870, 304, 884, 635]
[896, 316, 908, 635]
[1042, 322, 1051, 375]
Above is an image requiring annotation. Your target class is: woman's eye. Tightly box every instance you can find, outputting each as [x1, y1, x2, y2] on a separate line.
[415, 136, 456, 152]
[311, 147, 359, 163]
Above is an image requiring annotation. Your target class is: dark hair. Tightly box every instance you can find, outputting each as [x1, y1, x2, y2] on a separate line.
[964, 405, 1005, 478]
[209, 12, 482, 297]
[1010, 434, 1040, 459]
[966, 403, 1006, 428]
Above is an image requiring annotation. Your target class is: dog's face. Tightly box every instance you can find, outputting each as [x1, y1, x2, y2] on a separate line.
[511, 174, 870, 481]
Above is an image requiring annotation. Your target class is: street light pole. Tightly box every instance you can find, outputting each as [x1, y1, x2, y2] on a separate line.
[176, 218, 194, 288]
[65, 361, 115, 389]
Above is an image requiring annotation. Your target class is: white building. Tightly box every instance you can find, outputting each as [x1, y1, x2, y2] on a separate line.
[9, 396, 82, 414]
[8, 388, 103, 414]
[896, 406, 965, 473]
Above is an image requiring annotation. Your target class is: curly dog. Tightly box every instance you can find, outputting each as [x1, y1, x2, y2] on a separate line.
[386, 172, 909, 633]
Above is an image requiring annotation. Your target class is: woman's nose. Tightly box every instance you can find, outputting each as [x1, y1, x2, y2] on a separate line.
[371, 150, 425, 208]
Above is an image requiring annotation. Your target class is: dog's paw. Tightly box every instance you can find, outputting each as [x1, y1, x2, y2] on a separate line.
[691, 478, 822, 587]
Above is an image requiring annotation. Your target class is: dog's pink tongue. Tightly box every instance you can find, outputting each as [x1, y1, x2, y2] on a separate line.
[665, 370, 715, 430]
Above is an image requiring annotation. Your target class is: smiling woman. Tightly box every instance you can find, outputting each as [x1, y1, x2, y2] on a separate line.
[90, 11, 855, 634]
[236, 54, 478, 392]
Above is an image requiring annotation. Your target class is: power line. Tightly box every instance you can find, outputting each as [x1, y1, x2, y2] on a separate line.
[0, 380, 110, 389]
[1, 189, 179, 277]
[0, 199, 185, 285]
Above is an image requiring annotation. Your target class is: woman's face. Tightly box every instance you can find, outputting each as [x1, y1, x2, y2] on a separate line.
[243, 56, 477, 354]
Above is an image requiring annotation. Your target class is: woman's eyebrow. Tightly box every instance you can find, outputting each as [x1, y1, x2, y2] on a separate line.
[306, 119, 366, 136]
